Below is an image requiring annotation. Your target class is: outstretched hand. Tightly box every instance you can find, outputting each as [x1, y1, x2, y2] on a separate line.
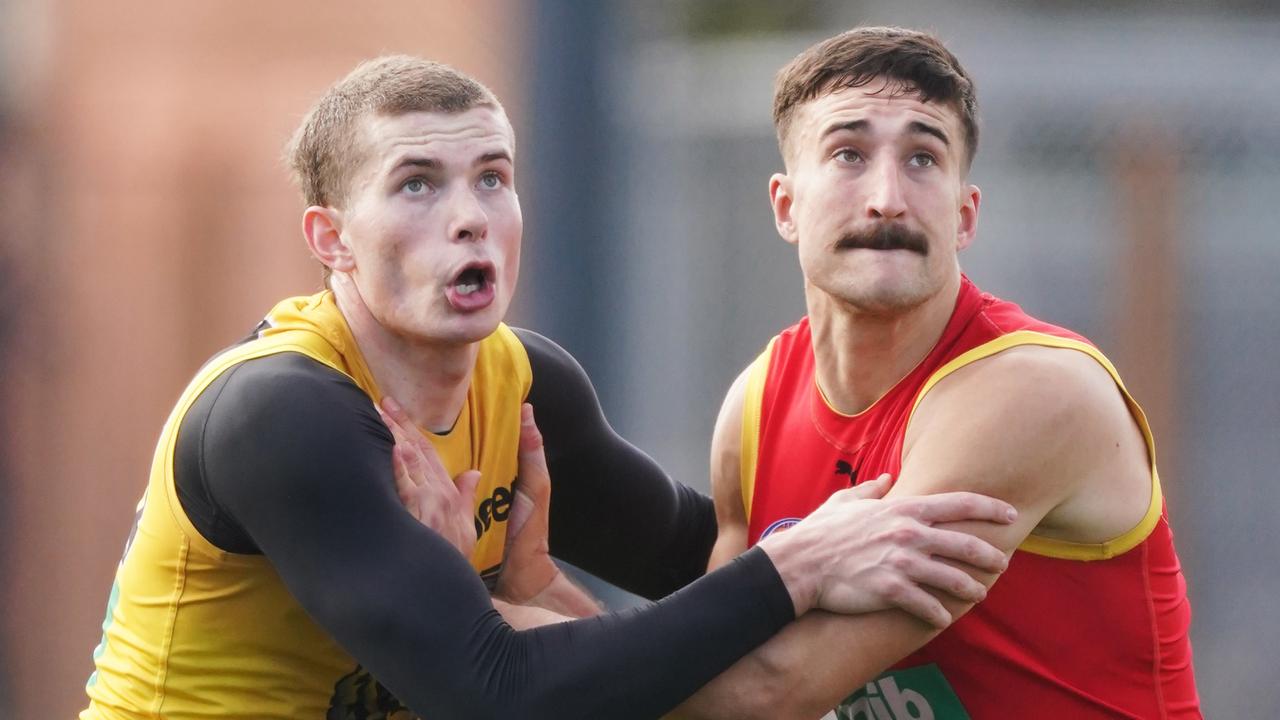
[378, 396, 480, 558]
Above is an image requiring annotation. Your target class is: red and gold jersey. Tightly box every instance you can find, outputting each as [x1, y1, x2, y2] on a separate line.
[741, 277, 1200, 719]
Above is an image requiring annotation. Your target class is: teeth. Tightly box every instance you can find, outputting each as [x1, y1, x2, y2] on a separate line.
[457, 282, 479, 296]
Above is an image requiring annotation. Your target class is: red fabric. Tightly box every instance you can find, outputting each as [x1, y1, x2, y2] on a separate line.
[747, 276, 1200, 719]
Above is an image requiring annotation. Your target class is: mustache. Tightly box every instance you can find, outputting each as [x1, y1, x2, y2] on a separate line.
[835, 224, 929, 255]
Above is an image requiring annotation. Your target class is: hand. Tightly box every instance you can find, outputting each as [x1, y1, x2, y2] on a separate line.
[758, 474, 1016, 628]
[493, 403, 561, 603]
[378, 396, 480, 558]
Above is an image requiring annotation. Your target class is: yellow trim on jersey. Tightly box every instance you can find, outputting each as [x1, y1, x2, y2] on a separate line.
[908, 330, 1163, 561]
[739, 338, 776, 520]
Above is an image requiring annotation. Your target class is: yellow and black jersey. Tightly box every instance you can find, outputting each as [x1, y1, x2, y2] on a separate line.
[83, 291, 531, 719]
[81, 290, 785, 720]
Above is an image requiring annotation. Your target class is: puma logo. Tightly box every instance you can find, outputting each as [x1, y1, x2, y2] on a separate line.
[835, 459, 859, 485]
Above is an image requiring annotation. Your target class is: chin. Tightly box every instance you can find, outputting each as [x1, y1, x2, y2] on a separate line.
[832, 277, 934, 315]
[439, 310, 505, 345]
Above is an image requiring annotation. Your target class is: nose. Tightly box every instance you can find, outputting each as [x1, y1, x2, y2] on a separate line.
[446, 185, 488, 243]
[865, 158, 908, 221]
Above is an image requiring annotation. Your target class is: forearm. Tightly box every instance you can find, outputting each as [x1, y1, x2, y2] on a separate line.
[673, 608, 944, 720]
[677, 515, 1014, 720]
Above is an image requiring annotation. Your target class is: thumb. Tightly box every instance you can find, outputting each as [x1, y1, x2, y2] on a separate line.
[848, 472, 893, 499]
[454, 470, 481, 503]
[506, 488, 536, 539]
[517, 404, 550, 490]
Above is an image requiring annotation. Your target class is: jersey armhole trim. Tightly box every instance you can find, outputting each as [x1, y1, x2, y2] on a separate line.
[740, 338, 776, 521]
[908, 330, 1163, 561]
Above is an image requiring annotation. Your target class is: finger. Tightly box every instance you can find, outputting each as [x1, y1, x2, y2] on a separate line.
[379, 407, 424, 483]
[391, 445, 416, 497]
[918, 527, 1009, 574]
[906, 491, 1018, 525]
[516, 404, 550, 494]
[381, 396, 452, 485]
[518, 403, 542, 452]
[846, 473, 892, 499]
[380, 396, 427, 458]
[856, 579, 952, 629]
[378, 403, 410, 448]
[901, 555, 990, 604]
[395, 431, 435, 489]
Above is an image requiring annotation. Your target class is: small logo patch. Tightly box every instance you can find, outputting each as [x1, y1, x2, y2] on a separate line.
[760, 517, 802, 539]
[835, 458, 860, 485]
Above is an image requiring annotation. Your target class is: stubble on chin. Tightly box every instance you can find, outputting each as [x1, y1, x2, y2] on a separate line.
[807, 270, 936, 318]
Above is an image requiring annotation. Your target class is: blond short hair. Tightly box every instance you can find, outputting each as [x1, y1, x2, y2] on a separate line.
[286, 55, 503, 209]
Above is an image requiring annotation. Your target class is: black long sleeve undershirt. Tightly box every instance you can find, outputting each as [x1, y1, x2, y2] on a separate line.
[174, 350, 790, 720]
[514, 328, 718, 599]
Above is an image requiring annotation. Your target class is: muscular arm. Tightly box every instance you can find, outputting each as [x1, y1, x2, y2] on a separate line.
[181, 352, 795, 720]
[515, 328, 717, 598]
[679, 346, 1152, 720]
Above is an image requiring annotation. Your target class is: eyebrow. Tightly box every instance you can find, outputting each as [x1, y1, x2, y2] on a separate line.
[820, 119, 951, 147]
[821, 119, 869, 140]
[907, 120, 950, 147]
[389, 157, 439, 174]
[389, 150, 512, 175]
[478, 150, 513, 165]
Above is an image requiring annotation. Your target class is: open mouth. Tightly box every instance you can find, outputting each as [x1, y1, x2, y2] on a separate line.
[452, 264, 495, 296]
[445, 261, 498, 312]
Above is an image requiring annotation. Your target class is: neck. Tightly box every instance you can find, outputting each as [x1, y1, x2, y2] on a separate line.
[332, 281, 477, 433]
[807, 273, 961, 415]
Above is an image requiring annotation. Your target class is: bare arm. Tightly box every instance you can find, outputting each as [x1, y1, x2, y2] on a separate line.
[679, 346, 1152, 720]
[704, 369, 752, 573]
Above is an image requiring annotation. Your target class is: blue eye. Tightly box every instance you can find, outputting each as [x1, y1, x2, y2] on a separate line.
[403, 178, 427, 194]
[908, 153, 936, 167]
[479, 172, 502, 189]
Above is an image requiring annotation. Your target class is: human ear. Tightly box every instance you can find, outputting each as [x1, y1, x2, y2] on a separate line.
[770, 173, 799, 246]
[956, 184, 981, 251]
[302, 206, 355, 273]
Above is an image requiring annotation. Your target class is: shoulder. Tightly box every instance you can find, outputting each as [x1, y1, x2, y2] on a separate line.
[903, 344, 1145, 521]
[509, 327, 595, 407]
[193, 351, 379, 446]
[713, 366, 753, 450]
[709, 366, 753, 510]
[511, 326, 575, 364]
[913, 344, 1121, 442]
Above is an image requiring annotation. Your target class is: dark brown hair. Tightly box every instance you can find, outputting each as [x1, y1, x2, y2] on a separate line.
[286, 55, 502, 209]
[773, 27, 978, 168]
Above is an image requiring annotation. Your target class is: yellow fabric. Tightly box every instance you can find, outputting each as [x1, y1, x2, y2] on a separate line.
[738, 339, 775, 521]
[82, 291, 531, 720]
[908, 330, 1163, 560]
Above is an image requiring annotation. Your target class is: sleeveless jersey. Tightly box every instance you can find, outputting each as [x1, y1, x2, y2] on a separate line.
[742, 277, 1199, 719]
[82, 291, 532, 720]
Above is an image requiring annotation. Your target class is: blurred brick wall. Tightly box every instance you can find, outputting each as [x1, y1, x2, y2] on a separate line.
[1, 2, 525, 715]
